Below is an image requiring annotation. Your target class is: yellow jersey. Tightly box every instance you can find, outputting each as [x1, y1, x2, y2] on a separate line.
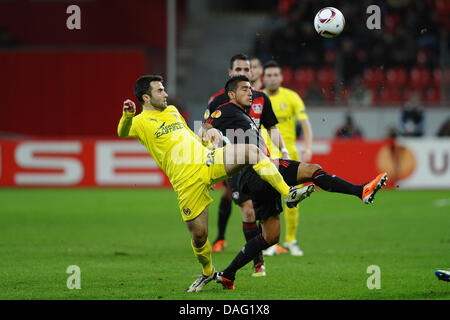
[117, 105, 209, 192]
[261, 87, 308, 160]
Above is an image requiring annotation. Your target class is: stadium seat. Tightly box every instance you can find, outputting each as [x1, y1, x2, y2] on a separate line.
[293, 68, 315, 89]
[432, 68, 441, 88]
[320, 87, 335, 103]
[436, 0, 450, 13]
[386, 68, 408, 88]
[337, 85, 350, 104]
[324, 50, 338, 64]
[425, 87, 441, 105]
[403, 88, 424, 103]
[380, 87, 402, 105]
[409, 68, 431, 90]
[281, 67, 294, 88]
[363, 68, 384, 89]
[317, 67, 336, 89]
[370, 88, 381, 105]
[295, 87, 308, 99]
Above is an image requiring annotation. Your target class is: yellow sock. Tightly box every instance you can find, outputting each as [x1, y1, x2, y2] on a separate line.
[191, 239, 213, 276]
[253, 158, 290, 198]
[284, 205, 298, 243]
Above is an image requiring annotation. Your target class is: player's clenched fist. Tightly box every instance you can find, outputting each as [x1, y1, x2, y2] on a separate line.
[204, 128, 223, 149]
[123, 99, 136, 114]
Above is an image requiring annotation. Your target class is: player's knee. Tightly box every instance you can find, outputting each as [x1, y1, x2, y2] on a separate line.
[308, 163, 322, 176]
[240, 202, 255, 222]
[264, 233, 280, 246]
[191, 229, 208, 247]
[262, 228, 280, 245]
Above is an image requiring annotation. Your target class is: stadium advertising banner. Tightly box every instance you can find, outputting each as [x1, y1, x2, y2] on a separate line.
[386, 138, 450, 189]
[0, 140, 171, 187]
[0, 138, 449, 189]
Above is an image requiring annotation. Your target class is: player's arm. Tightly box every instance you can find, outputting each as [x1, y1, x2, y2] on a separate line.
[298, 118, 313, 162]
[292, 92, 313, 162]
[117, 99, 137, 138]
[260, 93, 290, 159]
[199, 122, 223, 149]
[266, 125, 290, 159]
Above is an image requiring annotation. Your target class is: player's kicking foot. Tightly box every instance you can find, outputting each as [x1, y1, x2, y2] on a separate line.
[216, 271, 235, 290]
[212, 239, 226, 253]
[435, 270, 450, 282]
[362, 172, 387, 204]
[286, 184, 315, 208]
[283, 240, 304, 256]
[187, 268, 217, 292]
[251, 264, 266, 277]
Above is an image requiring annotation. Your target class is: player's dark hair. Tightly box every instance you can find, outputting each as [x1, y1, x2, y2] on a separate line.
[263, 60, 281, 74]
[225, 75, 250, 94]
[134, 75, 163, 104]
[248, 55, 261, 62]
[230, 53, 250, 69]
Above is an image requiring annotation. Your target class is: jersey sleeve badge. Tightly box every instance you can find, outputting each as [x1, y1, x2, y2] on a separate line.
[211, 110, 222, 118]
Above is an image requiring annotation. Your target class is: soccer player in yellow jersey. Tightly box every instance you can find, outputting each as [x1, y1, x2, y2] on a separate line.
[261, 60, 314, 257]
[117, 75, 307, 292]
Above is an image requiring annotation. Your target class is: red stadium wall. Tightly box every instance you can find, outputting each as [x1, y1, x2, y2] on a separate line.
[0, 0, 168, 47]
[0, 50, 145, 136]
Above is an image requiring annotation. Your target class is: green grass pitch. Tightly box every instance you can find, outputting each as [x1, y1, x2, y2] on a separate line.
[0, 188, 449, 300]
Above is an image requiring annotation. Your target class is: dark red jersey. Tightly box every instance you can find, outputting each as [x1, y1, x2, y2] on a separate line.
[204, 102, 270, 156]
[204, 88, 278, 130]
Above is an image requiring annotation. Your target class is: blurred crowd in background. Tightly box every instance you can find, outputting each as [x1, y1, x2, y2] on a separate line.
[1, 0, 449, 139]
[253, 0, 450, 106]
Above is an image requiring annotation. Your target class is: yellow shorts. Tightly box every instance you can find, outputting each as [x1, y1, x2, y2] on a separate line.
[176, 147, 228, 221]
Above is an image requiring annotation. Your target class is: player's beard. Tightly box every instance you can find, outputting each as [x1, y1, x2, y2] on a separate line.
[151, 97, 167, 111]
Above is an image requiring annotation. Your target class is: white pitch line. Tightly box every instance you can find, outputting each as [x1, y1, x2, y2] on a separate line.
[433, 199, 450, 207]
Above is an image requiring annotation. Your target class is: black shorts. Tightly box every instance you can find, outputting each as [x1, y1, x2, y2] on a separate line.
[226, 170, 252, 205]
[242, 159, 300, 221]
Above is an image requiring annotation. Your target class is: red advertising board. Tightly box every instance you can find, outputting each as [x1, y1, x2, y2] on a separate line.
[0, 138, 390, 188]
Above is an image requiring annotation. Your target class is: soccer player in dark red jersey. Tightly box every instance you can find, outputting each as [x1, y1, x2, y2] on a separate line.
[205, 54, 290, 276]
[249, 56, 264, 90]
[200, 76, 387, 290]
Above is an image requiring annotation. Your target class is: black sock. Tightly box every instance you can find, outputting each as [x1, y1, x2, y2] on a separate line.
[312, 169, 363, 198]
[222, 234, 271, 280]
[216, 196, 232, 241]
[243, 221, 264, 267]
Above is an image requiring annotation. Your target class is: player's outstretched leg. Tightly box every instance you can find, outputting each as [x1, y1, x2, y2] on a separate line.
[223, 144, 313, 206]
[361, 172, 388, 204]
[295, 162, 387, 204]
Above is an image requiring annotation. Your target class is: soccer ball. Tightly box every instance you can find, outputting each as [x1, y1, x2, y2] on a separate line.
[314, 7, 345, 38]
